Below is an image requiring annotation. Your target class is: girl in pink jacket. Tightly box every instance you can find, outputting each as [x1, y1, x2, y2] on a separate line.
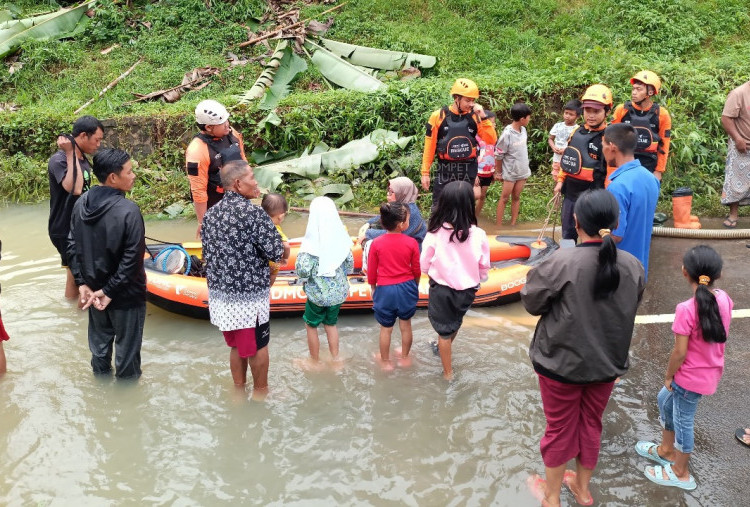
[420, 181, 490, 380]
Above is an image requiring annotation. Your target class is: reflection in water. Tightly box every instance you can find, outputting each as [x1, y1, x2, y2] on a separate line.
[0, 204, 738, 505]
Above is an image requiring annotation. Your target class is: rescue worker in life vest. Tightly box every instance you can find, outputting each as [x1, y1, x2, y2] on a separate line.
[421, 78, 498, 203]
[554, 84, 612, 242]
[186, 99, 246, 237]
[610, 70, 671, 181]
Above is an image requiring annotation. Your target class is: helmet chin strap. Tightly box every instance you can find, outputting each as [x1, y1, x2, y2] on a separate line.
[454, 97, 468, 114]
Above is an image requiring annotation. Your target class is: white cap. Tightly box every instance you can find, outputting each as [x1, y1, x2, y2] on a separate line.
[195, 100, 229, 126]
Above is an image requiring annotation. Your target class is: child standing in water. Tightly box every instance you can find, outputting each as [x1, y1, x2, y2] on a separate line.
[420, 181, 490, 380]
[548, 100, 581, 180]
[367, 202, 421, 369]
[495, 102, 532, 227]
[261, 193, 291, 285]
[636, 245, 732, 491]
[295, 196, 354, 364]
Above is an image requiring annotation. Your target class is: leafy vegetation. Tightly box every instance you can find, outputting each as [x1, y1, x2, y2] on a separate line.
[1, 0, 749, 219]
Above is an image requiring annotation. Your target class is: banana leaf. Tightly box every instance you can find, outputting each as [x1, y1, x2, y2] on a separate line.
[236, 41, 307, 109]
[293, 178, 354, 206]
[256, 129, 412, 179]
[306, 40, 385, 93]
[236, 41, 286, 104]
[319, 38, 436, 71]
[258, 46, 307, 110]
[0, 1, 95, 59]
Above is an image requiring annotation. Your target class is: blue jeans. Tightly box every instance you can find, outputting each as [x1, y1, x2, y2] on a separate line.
[657, 381, 702, 454]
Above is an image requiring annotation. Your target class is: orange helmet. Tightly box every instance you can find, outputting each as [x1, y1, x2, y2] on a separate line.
[450, 78, 480, 99]
[581, 84, 613, 109]
[630, 70, 661, 95]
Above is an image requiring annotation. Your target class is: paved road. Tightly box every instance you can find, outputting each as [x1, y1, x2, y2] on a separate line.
[627, 230, 750, 505]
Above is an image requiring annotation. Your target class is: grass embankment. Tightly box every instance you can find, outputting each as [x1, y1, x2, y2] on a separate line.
[1, 0, 750, 219]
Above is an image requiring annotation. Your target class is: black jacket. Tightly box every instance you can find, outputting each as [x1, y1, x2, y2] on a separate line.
[67, 186, 146, 309]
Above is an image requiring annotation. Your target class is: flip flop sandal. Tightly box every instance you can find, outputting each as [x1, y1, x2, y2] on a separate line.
[526, 474, 547, 503]
[635, 441, 674, 466]
[563, 470, 594, 506]
[723, 217, 738, 228]
[735, 428, 750, 447]
[644, 464, 697, 490]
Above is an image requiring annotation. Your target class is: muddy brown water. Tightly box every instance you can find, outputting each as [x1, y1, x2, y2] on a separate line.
[1, 203, 748, 505]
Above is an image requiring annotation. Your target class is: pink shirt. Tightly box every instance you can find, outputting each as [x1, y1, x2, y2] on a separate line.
[420, 224, 490, 290]
[672, 289, 732, 395]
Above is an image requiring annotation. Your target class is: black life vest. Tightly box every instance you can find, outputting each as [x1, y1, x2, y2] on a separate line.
[621, 101, 660, 154]
[195, 130, 241, 190]
[436, 107, 479, 161]
[560, 126, 604, 183]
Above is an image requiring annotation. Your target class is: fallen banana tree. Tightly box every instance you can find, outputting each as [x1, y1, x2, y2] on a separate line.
[0, 1, 95, 59]
[235, 40, 308, 109]
[253, 129, 413, 204]
[238, 37, 436, 107]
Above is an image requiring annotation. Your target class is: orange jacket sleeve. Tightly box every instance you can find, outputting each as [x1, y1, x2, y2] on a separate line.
[185, 138, 210, 204]
[656, 106, 671, 174]
[421, 110, 442, 176]
[610, 104, 626, 124]
[234, 129, 247, 161]
[476, 114, 498, 146]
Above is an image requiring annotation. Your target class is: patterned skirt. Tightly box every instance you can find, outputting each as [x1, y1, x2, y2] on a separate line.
[721, 138, 750, 206]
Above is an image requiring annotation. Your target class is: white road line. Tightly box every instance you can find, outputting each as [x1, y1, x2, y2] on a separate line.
[636, 308, 750, 324]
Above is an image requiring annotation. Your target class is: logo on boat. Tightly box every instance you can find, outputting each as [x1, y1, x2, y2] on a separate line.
[175, 285, 199, 299]
[501, 277, 526, 292]
[149, 279, 171, 291]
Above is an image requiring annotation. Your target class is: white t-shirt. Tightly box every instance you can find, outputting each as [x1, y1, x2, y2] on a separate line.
[549, 121, 578, 163]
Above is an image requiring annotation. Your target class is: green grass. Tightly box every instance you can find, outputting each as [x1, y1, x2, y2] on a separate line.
[2, 0, 750, 218]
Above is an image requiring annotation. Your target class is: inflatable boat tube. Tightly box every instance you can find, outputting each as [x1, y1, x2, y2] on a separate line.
[145, 236, 558, 319]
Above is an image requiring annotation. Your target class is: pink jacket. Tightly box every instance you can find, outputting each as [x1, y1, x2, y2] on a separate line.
[420, 224, 490, 290]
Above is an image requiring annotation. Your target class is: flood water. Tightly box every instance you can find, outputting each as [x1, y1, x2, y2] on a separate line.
[1, 203, 747, 506]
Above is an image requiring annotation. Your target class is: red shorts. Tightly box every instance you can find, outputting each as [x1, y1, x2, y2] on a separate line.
[0, 312, 9, 341]
[222, 320, 270, 358]
[537, 374, 614, 469]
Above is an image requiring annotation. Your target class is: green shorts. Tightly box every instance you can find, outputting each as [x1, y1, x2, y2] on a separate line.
[303, 301, 342, 327]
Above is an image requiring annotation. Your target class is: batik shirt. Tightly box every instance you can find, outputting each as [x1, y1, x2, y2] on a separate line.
[295, 252, 354, 307]
[202, 191, 284, 331]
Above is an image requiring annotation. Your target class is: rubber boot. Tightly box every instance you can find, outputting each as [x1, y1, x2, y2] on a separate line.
[672, 187, 701, 229]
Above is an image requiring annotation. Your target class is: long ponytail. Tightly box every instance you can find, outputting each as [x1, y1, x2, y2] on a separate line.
[683, 245, 726, 343]
[573, 190, 621, 299]
[595, 233, 620, 299]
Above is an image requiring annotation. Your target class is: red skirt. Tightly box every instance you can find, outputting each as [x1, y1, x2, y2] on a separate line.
[537, 373, 615, 469]
[0, 311, 9, 341]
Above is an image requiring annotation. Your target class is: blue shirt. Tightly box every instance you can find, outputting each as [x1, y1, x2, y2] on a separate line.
[607, 159, 660, 279]
[365, 202, 427, 249]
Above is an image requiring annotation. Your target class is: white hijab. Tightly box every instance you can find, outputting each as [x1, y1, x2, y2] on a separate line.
[299, 196, 352, 277]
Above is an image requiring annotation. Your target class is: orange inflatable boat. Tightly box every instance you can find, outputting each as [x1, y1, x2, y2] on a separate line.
[145, 236, 558, 319]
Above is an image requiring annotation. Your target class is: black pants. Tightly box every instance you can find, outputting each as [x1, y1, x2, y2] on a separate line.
[432, 160, 478, 207]
[635, 153, 657, 173]
[88, 304, 146, 378]
[561, 196, 578, 242]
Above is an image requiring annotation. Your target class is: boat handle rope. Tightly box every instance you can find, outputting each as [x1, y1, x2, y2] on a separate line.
[537, 193, 561, 245]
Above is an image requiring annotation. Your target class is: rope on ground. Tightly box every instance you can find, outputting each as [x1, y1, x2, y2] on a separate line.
[537, 193, 561, 244]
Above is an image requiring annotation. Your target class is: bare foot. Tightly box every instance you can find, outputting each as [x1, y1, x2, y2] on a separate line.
[563, 470, 593, 505]
[329, 356, 345, 372]
[397, 356, 412, 368]
[443, 369, 453, 381]
[292, 357, 326, 372]
[373, 353, 395, 371]
[251, 387, 268, 402]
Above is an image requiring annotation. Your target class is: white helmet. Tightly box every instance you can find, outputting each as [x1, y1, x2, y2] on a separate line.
[195, 99, 229, 126]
